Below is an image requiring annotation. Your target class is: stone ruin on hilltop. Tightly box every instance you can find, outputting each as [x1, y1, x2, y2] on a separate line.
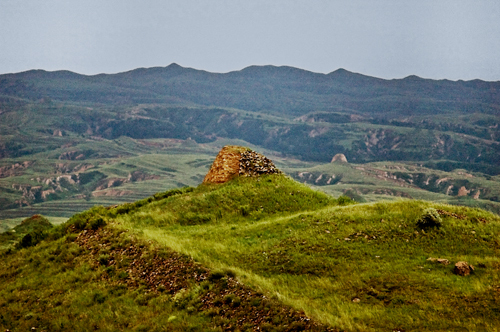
[203, 146, 281, 184]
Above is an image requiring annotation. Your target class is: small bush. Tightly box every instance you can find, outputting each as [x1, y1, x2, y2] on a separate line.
[98, 254, 110, 266]
[17, 230, 47, 249]
[289, 321, 306, 331]
[93, 292, 106, 304]
[337, 195, 355, 206]
[65, 233, 78, 243]
[88, 217, 106, 230]
[223, 294, 236, 304]
[240, 205, 251, 217]
[416, 208, 443, 229]
[213, 297, 223, 306]
[208, 270, 226, 281]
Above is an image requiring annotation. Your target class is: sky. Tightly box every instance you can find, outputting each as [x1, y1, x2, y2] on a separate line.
[1, 0, 500, 81]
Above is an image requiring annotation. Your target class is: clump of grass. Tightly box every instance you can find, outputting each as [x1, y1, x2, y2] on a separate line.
[416, 207, 443, 229]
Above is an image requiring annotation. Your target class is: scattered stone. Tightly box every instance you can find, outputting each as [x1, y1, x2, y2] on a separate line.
[352, 298, 360, 303]
[426, 257, 450, 265]
[437, 258, 450, 265]
[75, 227, 335, 331]
[436, 209, 466, 220]
[454, 261, 475, 276]
[331, 153, 348, 163]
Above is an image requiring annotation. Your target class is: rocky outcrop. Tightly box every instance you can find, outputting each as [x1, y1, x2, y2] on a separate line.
[0, 161, 33, 178]
[95, 178, 126, 191]
[12, 184, 43, 201]
[55, 163, 94, 174]
[128, 170, 161, 182]
[331, 153, 348, 163]
[473, 189, 481, 200]
[58, 150, 86, 160]
[457, 186, 470, 197]
[454, 261, 474, 276]
[92, 189, 133, 197]
[53, 129, 63, 136]
[203, 146, 281, 184]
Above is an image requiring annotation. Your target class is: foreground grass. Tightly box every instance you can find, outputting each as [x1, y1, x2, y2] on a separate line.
[0, 232, 218, 331]
[111, 175, 500, 331]
[2, 174, 500, 331]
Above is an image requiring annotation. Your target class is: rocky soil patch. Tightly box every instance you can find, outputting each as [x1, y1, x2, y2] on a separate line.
[239, 150, 281, 177]
[75, 226, 336, 331]
[0, 161, 33, 178]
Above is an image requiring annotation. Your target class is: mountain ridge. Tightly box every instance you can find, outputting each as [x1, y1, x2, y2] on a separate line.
[4, 63, 500, 83]
[2, 63, 499, 112]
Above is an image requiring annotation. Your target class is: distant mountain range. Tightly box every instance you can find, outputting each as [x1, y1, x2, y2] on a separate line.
[2, 63, 499, 117]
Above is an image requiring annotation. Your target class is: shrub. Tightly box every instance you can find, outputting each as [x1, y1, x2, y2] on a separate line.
[337, 195, 355, 205]
[92, 292, 106, 304]
[240, 205, 251, 216]
[207, 270, 226, 281]
[416, 208, 443, 229]
[88, 217, 106, 230]
[17, 230, 47, 249]
[98, 254, 110, 266]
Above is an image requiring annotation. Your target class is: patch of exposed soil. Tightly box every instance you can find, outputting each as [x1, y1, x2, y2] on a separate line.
[0, 161, 33, 178]
[75, 227, 336, 331]
[91, 189, 134, 197]
[59, 150, 86, 160]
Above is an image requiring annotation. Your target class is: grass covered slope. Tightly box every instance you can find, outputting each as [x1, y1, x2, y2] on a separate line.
[2, 174, 500, 331]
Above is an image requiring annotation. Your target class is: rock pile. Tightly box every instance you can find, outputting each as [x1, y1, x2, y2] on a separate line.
[239, 150, 281, 177]
[203, 146, 281, 184]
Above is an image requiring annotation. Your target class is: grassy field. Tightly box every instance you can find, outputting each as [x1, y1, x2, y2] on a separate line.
[2, 174, 499, 331]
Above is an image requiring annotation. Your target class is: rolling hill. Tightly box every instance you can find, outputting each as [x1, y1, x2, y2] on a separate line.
[1, 148, 500, 331]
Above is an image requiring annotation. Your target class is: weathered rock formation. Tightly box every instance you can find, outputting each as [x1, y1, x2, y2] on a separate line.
[331, 153, 348, 163]
[457, 186, 470, 197]
[0, 161, 33, 178]
[59, 150, 86, 160]
[454, 261, 474, 276]
[203, 146, 281, 184]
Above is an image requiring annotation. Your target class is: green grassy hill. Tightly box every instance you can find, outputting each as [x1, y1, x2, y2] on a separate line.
[2, 174, 500, 331]
[1, 64, 499, 227]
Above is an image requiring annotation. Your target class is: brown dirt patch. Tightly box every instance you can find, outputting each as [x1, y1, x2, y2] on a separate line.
[74, 227, 337, 331]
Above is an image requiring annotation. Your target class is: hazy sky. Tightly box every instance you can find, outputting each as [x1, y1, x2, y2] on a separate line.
[1, 0, 500, 80]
